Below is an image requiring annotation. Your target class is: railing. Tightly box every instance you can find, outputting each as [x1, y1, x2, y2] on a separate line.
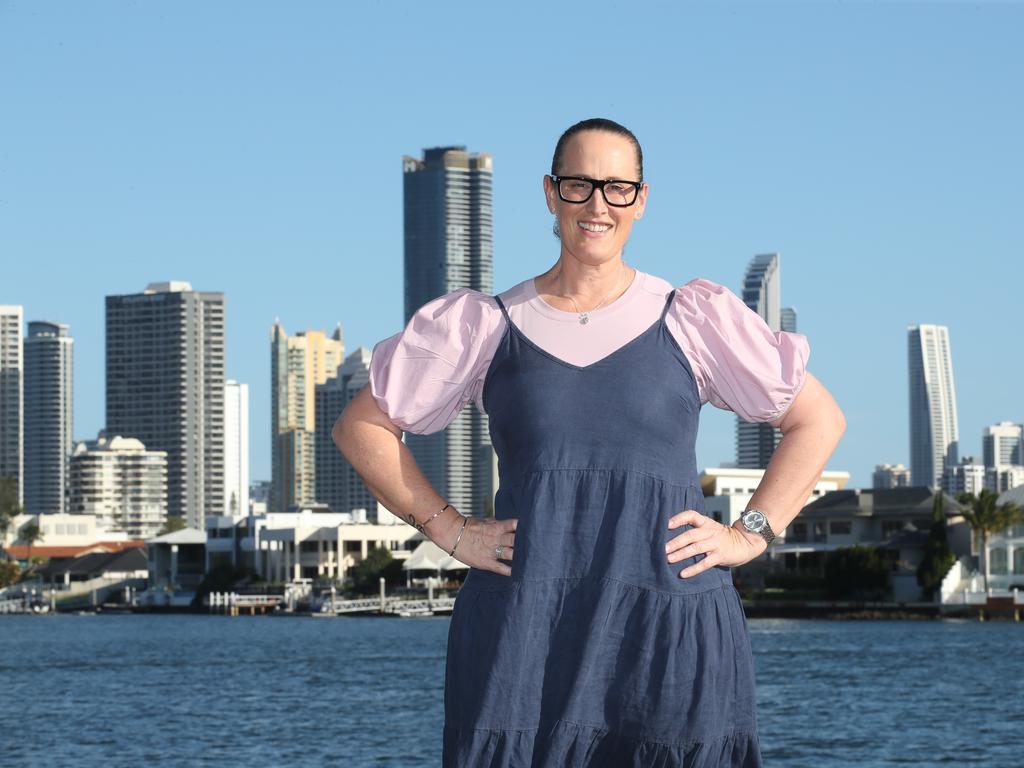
[322, 595, 457, 615]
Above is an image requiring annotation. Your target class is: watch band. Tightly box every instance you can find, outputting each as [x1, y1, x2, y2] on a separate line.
[739, 508, 776, 546]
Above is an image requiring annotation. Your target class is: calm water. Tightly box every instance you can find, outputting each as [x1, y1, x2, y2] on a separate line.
[0, 614, 1021, 767]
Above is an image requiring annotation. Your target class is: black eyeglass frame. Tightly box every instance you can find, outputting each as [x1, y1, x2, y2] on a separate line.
[549, 175, 644, 207]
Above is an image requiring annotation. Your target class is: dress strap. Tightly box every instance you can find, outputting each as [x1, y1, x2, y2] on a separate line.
[493, 294, 512, 324]
[659, 288, 677, 322]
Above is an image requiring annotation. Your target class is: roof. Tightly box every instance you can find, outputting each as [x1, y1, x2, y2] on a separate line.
[998, 484, 1024, 508]
[3, 540, 145, 561]
[800, 487, 961, 519]
[34, 548, 148, 579]
[402, 540, 468, 571]
[146, 528, 207, 545]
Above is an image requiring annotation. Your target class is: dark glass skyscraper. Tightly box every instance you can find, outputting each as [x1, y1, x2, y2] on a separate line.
[402, 147, 495, 518]
[106, 282, 225, 529]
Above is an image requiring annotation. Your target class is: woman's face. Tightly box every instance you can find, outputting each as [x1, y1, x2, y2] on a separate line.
[544, 130, 648, 267]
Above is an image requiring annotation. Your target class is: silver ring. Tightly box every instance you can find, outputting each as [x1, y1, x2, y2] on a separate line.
[495, 544, 504, 560]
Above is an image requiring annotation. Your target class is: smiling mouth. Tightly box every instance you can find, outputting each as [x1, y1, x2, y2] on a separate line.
[578, 222, 611, 233]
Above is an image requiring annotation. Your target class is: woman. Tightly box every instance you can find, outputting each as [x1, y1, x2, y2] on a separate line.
[335, 118, 845, 767]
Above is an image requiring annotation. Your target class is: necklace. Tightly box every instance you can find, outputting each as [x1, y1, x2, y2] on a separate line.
[559, 262, 629, 325]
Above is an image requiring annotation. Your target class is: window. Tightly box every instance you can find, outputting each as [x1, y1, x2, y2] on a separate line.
[989, 547, 1008, 575]
[790, 523, 807, 542]
[1014, 548, 1024, 575]
[813, 522, 827, 543]
[829, 521, 852, 535]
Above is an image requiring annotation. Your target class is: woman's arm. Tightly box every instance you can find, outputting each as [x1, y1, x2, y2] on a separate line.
[332, 384, 518, 576]
[738, 370, 846, 543]
[666, 371, 846, 575]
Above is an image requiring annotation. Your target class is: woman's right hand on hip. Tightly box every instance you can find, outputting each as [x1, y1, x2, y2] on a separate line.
[443, 515, 518, 577]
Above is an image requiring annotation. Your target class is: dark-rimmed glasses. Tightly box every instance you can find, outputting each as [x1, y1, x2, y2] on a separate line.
[550, 175, 643, 207]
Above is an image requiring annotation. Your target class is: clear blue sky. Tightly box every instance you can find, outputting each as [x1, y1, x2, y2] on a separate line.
[2, 1, 1021, 489]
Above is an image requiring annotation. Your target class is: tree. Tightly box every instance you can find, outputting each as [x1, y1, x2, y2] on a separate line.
[0, 474, 23, 542]
[349, 546, 404, 594]
[956, 489, 1024, 593]
[916, 491, 956, 601]
[157, 516, 188, 536]
[20, 522, 44, 565]
[823, 545, 890, 601]
[0, 560, 21, 588]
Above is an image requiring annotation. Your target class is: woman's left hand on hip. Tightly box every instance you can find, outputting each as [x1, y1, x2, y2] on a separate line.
[665, 510, 768, 578]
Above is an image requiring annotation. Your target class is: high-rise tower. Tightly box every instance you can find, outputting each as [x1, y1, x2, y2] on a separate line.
[24, 321, 73, 515]
[982, 422, 1023, 470]
[908, 324, 959, 489]
[735, 254, 799, 468]
[0, 306, 24, 506]
[224, 379, 249, 518]
[106, 281, 225, 529]
[401, 146, 494, 518]
[316, 347, 388, 520]
[270, 323, 344, 512]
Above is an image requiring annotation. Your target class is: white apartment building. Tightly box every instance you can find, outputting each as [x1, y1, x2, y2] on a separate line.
[908, 324, 959, 489]
[699, 466, 850, 530]
[873, 463, 911, 489]
[223, 379, 249, 518]
[68, 432, 168, 539]
[205, 507, 423, 583]
[944, 456, 987, 497]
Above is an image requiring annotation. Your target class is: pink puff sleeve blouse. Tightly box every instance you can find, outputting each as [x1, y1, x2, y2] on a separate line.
[368, 272, 810, 434]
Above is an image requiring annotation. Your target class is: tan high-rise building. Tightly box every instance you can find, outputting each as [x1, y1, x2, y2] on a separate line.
[271, 322, 344, 512]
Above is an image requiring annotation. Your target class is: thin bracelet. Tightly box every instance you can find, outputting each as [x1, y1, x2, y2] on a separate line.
[448, 515, 468, 557]
[405, 503, 451, 534]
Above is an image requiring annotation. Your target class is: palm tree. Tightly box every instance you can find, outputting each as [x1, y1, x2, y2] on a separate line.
[0, 474, 23, 543]
[20, 521, 44, 568]
[956, 489, 1024, 593]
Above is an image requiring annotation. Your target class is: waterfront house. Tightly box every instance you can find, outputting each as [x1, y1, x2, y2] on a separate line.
[1, 513, 140, 565]
[768, 487, 972, 600]
[146, 527, 207, 592]
[984, 484, 1024, 590]
[205, 507, 424, 584]
[31, 547, 148, 601]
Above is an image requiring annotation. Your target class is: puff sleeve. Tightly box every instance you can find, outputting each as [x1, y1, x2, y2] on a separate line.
[666, 277, 810, 423]
[368, 288, 504, 435]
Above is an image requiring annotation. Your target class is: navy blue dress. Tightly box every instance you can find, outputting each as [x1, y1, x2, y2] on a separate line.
[442, 288, 763, 767]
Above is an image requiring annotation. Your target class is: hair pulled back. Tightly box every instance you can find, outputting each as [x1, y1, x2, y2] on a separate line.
[550, 118, 644, 181]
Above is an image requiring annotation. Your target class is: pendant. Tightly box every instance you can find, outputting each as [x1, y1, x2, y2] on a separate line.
[579, 314, 589, 325]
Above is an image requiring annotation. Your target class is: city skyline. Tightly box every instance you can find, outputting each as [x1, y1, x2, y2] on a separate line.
[3, 3, 1022, 490]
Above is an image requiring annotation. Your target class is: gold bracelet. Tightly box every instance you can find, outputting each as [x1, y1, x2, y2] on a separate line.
[448, 515, 468, 557]
[405, 503, 451, 534]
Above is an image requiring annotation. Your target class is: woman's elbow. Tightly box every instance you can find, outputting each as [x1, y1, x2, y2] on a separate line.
[332, 408, 357, 463]
[830, 404, 847, 445]
[333, 384, 403, 456]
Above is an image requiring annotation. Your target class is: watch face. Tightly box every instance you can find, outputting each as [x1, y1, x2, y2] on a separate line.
[744, 510, 766, 529]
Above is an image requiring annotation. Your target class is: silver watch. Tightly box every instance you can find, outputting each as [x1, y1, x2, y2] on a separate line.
[737, 508, 776, 546]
